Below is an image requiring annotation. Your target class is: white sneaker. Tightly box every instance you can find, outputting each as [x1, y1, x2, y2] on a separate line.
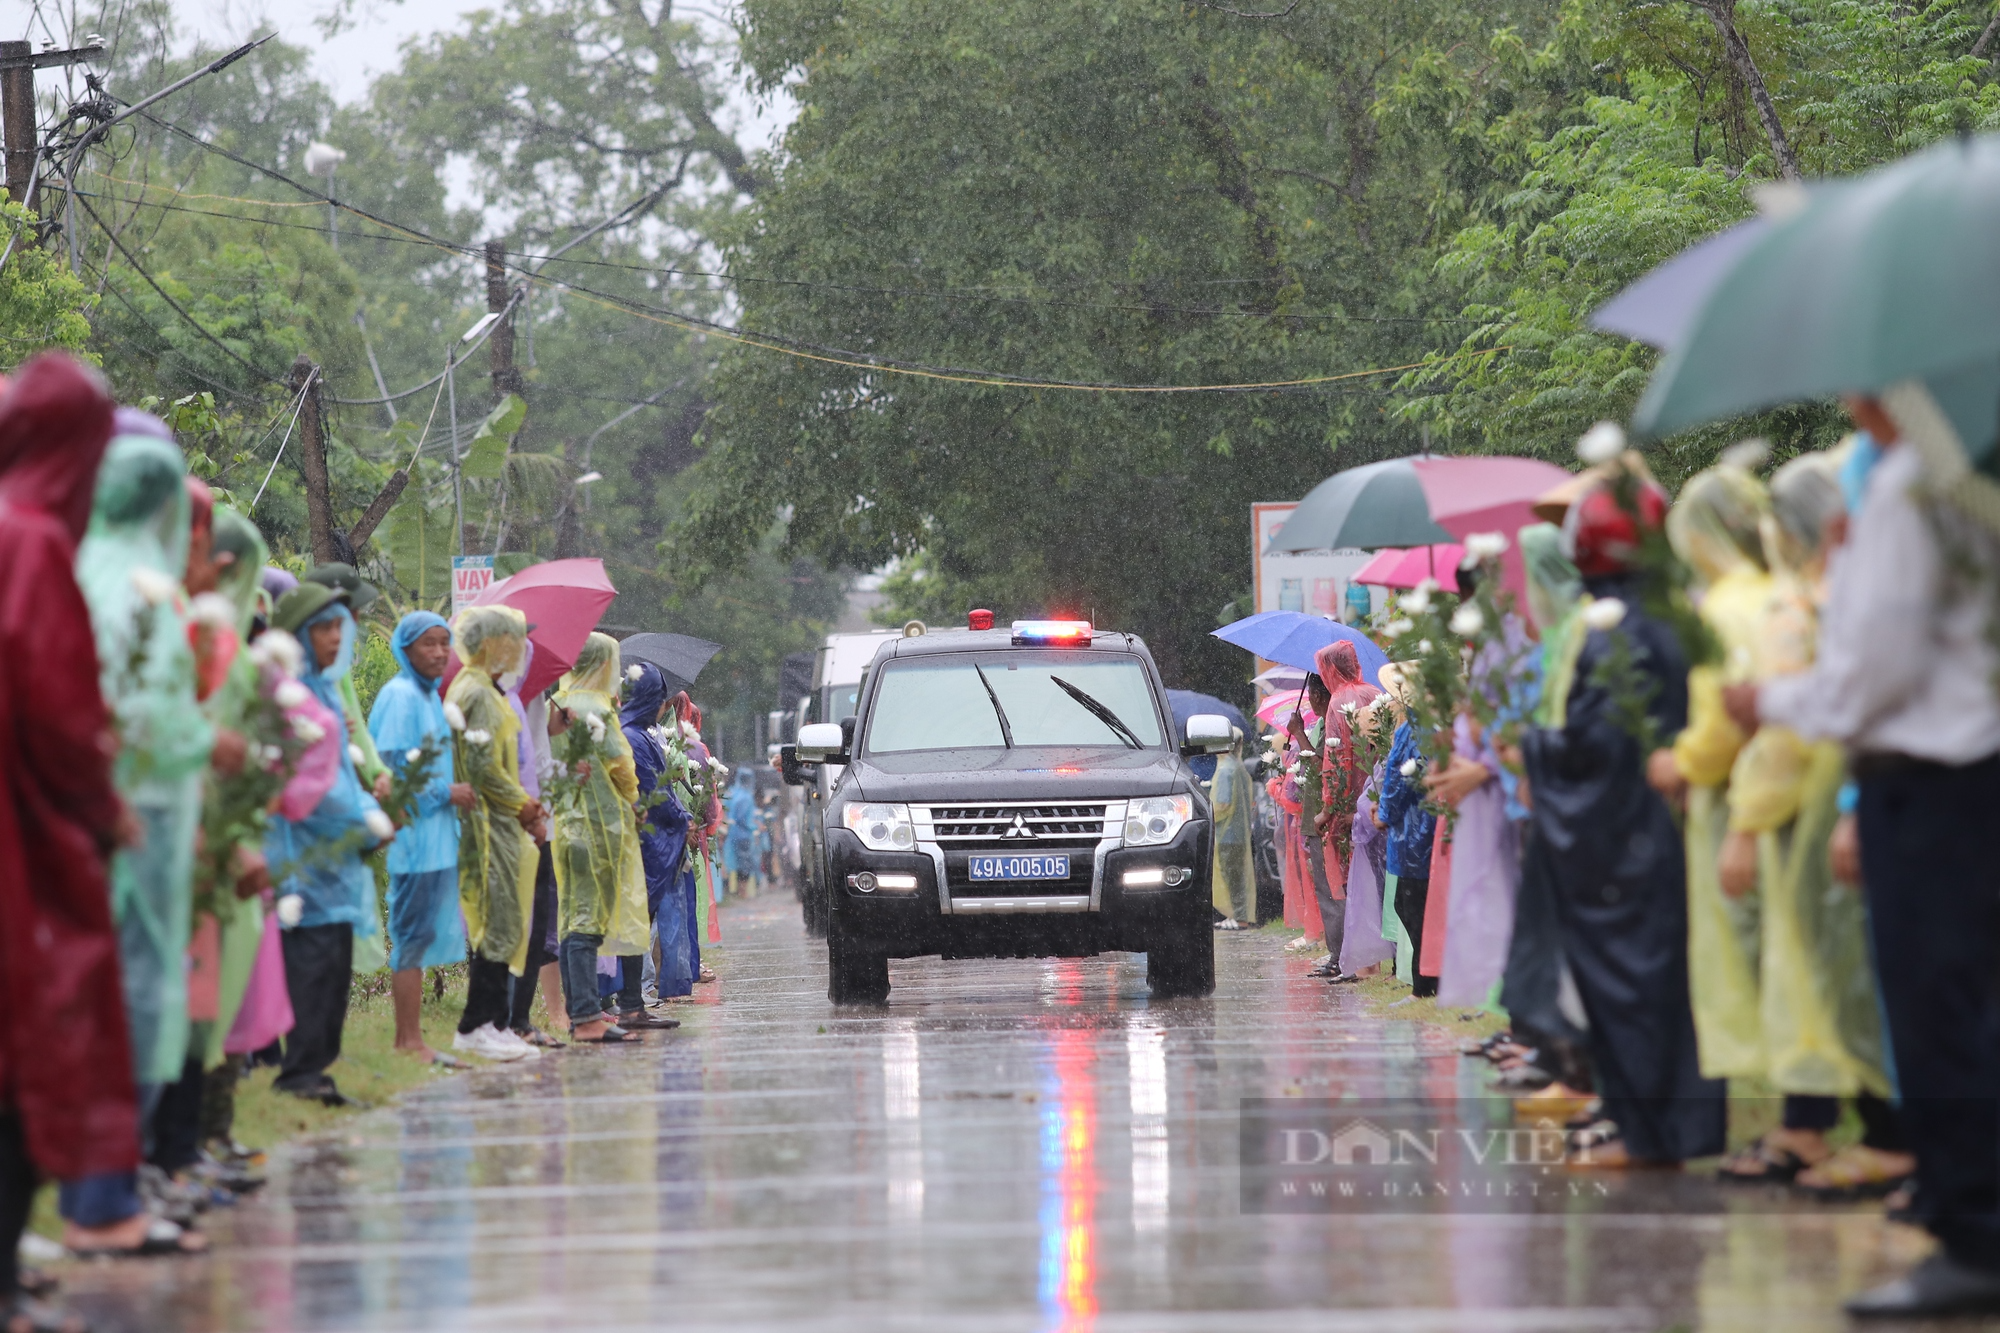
[496, 1026, 542, 1060]
[452, 1024, 528, 1062]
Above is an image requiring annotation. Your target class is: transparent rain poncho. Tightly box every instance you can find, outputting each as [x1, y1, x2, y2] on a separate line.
[551, 632, 649, 955]
[447, 605, 535, 972]
[1209, 735, 1256, 924]
[1727, 452, 1888, 1097]
[1666, 461, 1775, 1081]
[76, 432, 213, 1085]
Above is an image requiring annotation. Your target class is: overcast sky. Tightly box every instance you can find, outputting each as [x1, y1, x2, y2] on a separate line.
[0, 0, 792, 148]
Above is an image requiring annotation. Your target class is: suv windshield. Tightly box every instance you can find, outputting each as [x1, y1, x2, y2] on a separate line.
[863, 652, 1165, 754]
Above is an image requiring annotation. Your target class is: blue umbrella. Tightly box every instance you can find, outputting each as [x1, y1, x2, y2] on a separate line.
[1165, 689, 1251, 738]
[1212, 612, 1388, 686]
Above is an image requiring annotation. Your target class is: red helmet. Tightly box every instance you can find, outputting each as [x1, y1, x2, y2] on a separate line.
[1568, 480, 1668, 578]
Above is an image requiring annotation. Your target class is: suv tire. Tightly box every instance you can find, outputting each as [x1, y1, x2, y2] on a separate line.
[1145, 908, 1216, 997]
[827, 916, 889, 1004]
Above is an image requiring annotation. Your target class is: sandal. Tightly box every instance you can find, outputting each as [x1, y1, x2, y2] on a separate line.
[1718, 1137, 1815, 1184]
[574, 1020, 638, 1044]
[517, 1027, 567, 1049]
[697, 967, 717, 984]
[1794, 1144, 1916, 1199]
[615, 1010, 681, 1030]
[4, 1293, 88, 1333]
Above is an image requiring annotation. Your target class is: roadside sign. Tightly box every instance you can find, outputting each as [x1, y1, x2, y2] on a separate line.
[452, 554, 494, 616]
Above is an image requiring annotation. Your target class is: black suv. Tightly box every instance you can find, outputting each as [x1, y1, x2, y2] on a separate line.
[791, 618, 1232, 1003]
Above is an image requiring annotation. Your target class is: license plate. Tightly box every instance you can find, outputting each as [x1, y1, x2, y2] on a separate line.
[967, 853, 1070, 881]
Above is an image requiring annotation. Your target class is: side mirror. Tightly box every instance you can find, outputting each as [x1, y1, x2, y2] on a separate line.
[797, 722, 849, 764]
[778, 744, 808, 786]
[1183, 713, 1234, 755]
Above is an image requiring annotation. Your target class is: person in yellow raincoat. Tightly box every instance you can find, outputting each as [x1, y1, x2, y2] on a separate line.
[1651, 458, 1773, 1085]
[1209, 728, 1256, 927]
[446, 605, 544, 1062]
[549, 633, 652, 1042]
[1713, 448, 1904, 1187]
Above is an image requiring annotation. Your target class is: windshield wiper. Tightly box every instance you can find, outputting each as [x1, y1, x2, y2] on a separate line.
[1049, 675, 1143, 749]
[973, 663, 1014, 748]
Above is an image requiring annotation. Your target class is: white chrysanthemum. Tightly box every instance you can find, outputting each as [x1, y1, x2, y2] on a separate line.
[405, 747, 424, 763]
[250, 631, 302, 675]
[275, 894, 305, 928]
[262, 744, 284, 764]
[1449, 604, 1485, 637]
[291, 716, 325, 743]
[709, 757, 727, 773]
[1582, 598, 1628, 631]
[188, 591, 235, 629]
[1462, 531, 1509, 563]
[129, 566, 177, 606]
[584, 713, 607, 743]
[442, 701, 466, 731]
[363, 809, 395, 841]
[274, 680, 308, 708]
[465, 728, 492, 745]
[1384, 617, 1415, 638]
[1402, 586, 1432, 614]
[680, 720, 700, 741]
[347, 744, 366, 768]
[627, 663, 644, 682]
[1399, 758, 1419, 777]
[1416, 639, 1433, 654]
[1577, 420, 1626, 465]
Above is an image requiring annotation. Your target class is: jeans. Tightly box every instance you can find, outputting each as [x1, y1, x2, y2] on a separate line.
[1305, 834, 1344, 960]
[560, 933, 607, 1024]
[278, 922, 353, 1093]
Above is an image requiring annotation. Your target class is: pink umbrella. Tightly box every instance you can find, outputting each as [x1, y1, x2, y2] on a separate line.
[1410, 456, 1572, 597]
[467, 557, 618, 699]
[1353, 544, 1465, 590]
[1256, 691, 1317, 730]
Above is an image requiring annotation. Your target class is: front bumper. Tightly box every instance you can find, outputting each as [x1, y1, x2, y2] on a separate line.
[823, 818, 1209, 958]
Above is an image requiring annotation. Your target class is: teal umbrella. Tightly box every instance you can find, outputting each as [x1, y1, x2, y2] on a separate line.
[1631, 134, 2000, 462]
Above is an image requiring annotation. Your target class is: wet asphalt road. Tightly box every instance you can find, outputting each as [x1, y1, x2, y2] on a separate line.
[60, 894, 1932, 1333]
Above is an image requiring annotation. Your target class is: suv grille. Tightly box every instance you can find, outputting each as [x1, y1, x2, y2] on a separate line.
[918, 803, 1110, 846]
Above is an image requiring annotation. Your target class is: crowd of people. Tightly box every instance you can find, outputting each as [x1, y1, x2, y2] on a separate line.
[0, 354, 746, 1328]
[1254, 393, 2000, 1316]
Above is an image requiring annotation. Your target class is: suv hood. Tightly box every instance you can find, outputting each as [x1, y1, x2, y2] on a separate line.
[846, 747, 1188, 804]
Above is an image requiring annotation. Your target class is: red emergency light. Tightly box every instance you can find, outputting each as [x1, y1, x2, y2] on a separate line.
[967, 608, 995, 631]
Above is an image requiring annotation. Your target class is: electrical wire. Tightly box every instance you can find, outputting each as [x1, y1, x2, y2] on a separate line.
[249, 370, 314, 511]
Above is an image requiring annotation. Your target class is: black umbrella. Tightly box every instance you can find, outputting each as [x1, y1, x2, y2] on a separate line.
[618, 632, 724, 684]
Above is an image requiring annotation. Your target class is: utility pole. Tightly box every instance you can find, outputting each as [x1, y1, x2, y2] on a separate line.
[291, 354, 339, 565]
[0, 36, 105, 209]
[486, 239, 523, 400]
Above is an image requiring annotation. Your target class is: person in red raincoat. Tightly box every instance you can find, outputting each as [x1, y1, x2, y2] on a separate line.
[0, 356, 145, 1305]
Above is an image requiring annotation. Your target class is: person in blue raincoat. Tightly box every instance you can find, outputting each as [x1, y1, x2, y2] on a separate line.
[620, 662, 694, 1001]
[368, 610, 472, 1065]
[722, 766, 759, 896]
[267, 584, 392, 1104]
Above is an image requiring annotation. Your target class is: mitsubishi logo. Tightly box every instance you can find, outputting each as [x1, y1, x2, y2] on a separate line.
[1001, 815, 1035, 839]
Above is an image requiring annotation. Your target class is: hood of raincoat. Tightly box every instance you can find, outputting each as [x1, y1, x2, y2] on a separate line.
[561, 631, 620, 697]
[1667, 463, 1770, 587]
[113, 405, 172, 441]
[453, 603, 526, 678]
[1563, 477, 1669, 578]
[293, 600, 356, 718]
[1315, 640, 1379, 714]
[87, 433, 192, 573]
[621, 658, 669, 730]
[0, 354, 115, 540]
[1520, 522, 1582, 633]
[1768, 452, 1845, 573]
[390, 611, 451, 695]
[210, 506, 269, 637]
[261, 566, 298, 602]
[731, 765, 755, 794]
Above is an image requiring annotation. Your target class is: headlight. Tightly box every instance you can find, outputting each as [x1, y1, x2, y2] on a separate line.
[842, 802, 915, 851]
[1123, 795, 1192, 847]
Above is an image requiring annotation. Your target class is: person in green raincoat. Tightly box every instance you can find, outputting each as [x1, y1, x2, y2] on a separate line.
[1209, 729, 1256, 927]
[1713, 449, 1902, 1187]
[445, 605, 543, 1061]
[74, 431, 213, 1094]
[549, 632, 651, 1041]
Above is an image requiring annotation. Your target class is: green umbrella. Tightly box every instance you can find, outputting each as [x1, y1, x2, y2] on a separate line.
[1632, 133, 2000, 462]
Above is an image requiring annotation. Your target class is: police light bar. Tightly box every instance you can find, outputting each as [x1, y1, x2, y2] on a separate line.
[1011, 619, 1094, 645]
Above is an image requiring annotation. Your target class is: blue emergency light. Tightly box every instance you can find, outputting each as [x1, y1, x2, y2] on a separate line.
[1011, 619, 1094, 645]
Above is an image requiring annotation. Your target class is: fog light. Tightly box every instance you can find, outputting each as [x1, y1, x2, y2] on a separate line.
[875, 873, 919, 891]
[1123, 867, 1166, 887]
[1163, 866, 1192, 886]
[848, 871, 879, 893]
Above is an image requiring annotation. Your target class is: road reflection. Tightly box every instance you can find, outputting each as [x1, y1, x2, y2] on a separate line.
[1040, 1020, 1098, 1333]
